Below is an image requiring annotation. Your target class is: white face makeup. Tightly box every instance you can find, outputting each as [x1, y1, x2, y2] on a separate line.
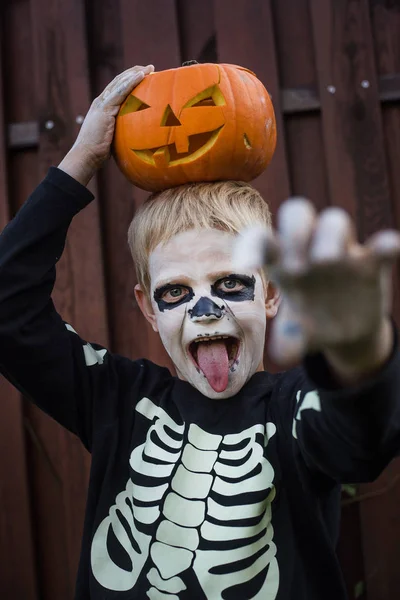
[147, 229, 269, 399]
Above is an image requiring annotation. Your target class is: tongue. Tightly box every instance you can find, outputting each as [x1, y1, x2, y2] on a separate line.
[196, 340, 229, 393]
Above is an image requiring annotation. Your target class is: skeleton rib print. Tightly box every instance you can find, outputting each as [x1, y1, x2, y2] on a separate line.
[91, 397, 279, 599]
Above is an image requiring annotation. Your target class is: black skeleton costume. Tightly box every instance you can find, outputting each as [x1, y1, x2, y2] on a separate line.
[0, 168, 399, 600]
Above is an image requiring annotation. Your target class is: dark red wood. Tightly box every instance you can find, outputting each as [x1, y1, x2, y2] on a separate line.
[310, 0, 393, 236]
[358, 459, 400, 599]
[337, 498, 367, 600]
[359, 4, 400, 600]
[178, 0, 215, 63]
[370, 1, 400, 325]
[87, 0, 181, 370]
[310, 2, 400, 599]
[272, 0, 330, 211]
[0, 2, 399, 597]
[86, 0, 141, 361]
[27, 0, 109, 596]
[214, 0, 291, 216]
[0, 12, 38, 598]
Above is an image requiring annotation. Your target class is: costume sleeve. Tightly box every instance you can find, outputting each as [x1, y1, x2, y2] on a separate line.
[290, 329, 400, 483]
[0, 167, 123, 451]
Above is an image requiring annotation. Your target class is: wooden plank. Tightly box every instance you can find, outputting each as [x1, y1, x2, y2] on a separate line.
[214, 0, 291, 216]
[371, 5, 400, 229]
[336, 499, 366, 600]
[8, 121, 39, 149]
[358, 459, 400, 599]
[273, 0, 329, 211]
[0, 11, 38, 597]
[27, 0, 109, 596]
[177, 0, 216, 63]
[358, 3, 400, 599]
[119, 0, 181, 71]
[7, 75, 400, 150]
[85, 0, 180, 370]
[86, 0, 151, 362]
[310, 3, 399, 599]
[309, 0, 393, 238]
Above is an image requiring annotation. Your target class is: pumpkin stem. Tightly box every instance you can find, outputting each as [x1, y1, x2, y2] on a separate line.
[182, 60, 199, 66]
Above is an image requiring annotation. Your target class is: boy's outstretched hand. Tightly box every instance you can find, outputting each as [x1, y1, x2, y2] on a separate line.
[235, 199, 400, 384]
[58, 65, 154, 186]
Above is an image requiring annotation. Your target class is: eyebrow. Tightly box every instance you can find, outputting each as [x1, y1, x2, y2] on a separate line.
[153, 271, 255, 291]
[153, 274, 193, 290]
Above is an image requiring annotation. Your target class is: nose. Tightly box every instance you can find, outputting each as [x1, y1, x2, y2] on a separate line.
[188, 297, 224, 321]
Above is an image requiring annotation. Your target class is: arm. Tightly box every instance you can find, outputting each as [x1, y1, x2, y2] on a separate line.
[0, 168, 100, 446]
[236, 199, 400, 481]
[0, 65, 154, 449]
[291, 334, 400, 483]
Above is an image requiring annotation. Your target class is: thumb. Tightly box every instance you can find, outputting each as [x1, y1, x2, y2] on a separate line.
[268, 299, 308, 366]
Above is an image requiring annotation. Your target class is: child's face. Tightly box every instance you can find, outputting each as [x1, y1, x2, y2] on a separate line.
[138, 229, 277, 399]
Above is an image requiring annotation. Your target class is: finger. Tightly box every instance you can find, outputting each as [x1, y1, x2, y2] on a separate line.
[268, 298, 308, 366]
[277, 198, 316, 273]
[232, 225, 280, 272]
[100, 65, 155, 105]
[366, 230, 400, 265]
[310, 207, 355, 262]
[107, 65, 154, 90]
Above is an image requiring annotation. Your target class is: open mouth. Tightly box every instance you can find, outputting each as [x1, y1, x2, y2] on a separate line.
[132, 126, 223, 168]
[188, 335, 240, 393]
[188, 335, 240, 370]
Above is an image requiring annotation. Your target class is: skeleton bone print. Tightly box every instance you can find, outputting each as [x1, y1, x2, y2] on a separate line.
[91, 397, 279, 598]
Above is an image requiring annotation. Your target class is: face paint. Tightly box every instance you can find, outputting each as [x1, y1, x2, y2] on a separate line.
[149, 229, 267, 399]
[189, 297, 224, 319]
[154, 284, 195, 312]
[211, 274, 256, 302]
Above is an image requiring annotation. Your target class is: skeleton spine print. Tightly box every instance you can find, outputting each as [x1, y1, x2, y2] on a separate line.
[91, 397, 279, 598]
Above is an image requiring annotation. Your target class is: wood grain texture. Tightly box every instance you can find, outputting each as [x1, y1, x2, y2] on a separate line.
[0, 10, 38, 598]
[359, 3, 400, 599]
[310, 0, 393, 238]
[0, 1, 399, 598]
[28, 0, 109, 595]
[177, 0, 215, 63]
[214, 0, 291, 216]
[87, 0, 179, 370]
[272, 0, 330, 211]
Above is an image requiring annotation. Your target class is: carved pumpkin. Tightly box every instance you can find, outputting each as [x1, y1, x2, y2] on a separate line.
[113, 62, 277, 191]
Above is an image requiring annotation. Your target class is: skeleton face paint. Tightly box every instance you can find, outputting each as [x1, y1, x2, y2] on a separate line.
[149, 230, 268, 399]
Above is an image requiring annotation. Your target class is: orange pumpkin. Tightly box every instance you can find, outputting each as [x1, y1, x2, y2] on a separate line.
[113, 62, 277, 192]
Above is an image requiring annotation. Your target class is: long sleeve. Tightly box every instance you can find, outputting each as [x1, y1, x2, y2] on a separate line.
[288, 334, 400, 483]
[0, 167, 119, 450]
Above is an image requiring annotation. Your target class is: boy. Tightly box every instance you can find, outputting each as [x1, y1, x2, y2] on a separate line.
[0, 66, 399, 600]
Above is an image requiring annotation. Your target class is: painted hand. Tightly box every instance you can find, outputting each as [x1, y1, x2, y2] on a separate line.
[234, 198, 400, 373]
[58, 65, 154, 185]
[72, 65, 155, 168]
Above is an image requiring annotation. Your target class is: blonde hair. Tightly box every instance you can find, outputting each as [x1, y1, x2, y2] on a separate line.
[128, 180, 272, 297]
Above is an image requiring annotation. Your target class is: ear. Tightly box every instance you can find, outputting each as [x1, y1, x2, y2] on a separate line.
[134, 284, 159, 332]
[265, 281, 280, 320]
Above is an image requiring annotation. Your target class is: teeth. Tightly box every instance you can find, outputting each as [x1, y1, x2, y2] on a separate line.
[194, 335, 230, 343]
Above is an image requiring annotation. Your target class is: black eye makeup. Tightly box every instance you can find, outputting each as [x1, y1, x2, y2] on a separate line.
[153, 283, 194, 312]
[211, 274, 256, 302]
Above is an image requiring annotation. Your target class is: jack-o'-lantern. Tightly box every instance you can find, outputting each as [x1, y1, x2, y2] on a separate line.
[113, 61, 277, 191]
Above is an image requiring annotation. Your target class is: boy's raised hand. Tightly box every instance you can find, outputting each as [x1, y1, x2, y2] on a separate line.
[58, 65, 154, 185]
[235, 199, 400, 382]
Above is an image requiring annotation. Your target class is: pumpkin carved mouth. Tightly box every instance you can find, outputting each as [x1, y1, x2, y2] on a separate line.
[132, 126, 224, 168]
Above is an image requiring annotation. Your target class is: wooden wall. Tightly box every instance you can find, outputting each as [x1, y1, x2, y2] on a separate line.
[0, 0, 399, 598]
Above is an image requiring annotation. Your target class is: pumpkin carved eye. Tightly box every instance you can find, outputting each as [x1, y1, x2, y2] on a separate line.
[183, 84, 226, 109]
[119, 95, 150, 116]
[192, 96, 216, 108]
